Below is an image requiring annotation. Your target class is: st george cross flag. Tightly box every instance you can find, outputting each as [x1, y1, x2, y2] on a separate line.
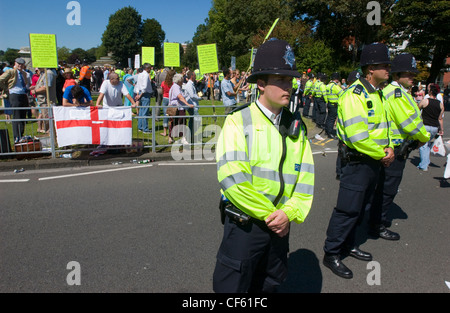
[53, 106, 133, 147]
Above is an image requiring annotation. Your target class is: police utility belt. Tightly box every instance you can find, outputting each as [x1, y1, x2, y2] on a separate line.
[338, 141, 376, 162]
[395, 139, 419, 160]
[219, 197, 252, 226]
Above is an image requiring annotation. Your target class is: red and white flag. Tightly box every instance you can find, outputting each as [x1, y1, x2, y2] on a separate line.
[53, 106, 133, 147]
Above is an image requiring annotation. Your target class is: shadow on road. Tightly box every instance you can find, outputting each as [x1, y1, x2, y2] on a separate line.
[278, 249, 322, 293]
[435, 177, 450, 188]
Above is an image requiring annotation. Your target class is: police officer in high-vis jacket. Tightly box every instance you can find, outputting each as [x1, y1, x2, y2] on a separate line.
[302, 73, 314, 118]
[323, 43, 395, 279]
[367, 53, 430, 241]
[213, 39, 315, 292]
[325, 72, 343, 139]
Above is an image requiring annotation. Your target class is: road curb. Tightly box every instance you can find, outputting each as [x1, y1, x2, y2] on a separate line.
[1, 118, 324, 173]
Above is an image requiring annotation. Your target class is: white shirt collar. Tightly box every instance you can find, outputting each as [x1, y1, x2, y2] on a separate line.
[256, 100, 282, 126]
[391, 81, 407, 92]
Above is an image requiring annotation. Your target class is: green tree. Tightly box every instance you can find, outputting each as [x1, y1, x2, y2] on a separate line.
[186, 23, 214, 70]
[3, 48, 20, 65]
[292, 0, 395, 66]
[386, 0, 450, 84]
[101, 6, 142, 66]
[64, 47, 96, 64]
[95, 45, 107, 60]
[57, 47, 71, 63]
[208, 0, 294, 67]
[296, 40, 335, 75]
[251, 19, 315, 72]
[141, 18, 165, 67]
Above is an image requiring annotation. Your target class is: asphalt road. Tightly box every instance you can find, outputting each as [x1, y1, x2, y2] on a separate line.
[1, 129, 449, 295]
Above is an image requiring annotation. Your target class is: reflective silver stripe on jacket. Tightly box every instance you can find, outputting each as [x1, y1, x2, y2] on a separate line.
[241, 107, 253, 161]
[220, 172, 253, 191]
[339, 115, 368, 128]
[217, 151, 249, 171]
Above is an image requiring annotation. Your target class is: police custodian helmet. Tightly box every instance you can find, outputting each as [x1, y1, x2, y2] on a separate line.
[247, 39, 301, 83]
[360, 43, 391, 67]
[391, 53, 419, 74]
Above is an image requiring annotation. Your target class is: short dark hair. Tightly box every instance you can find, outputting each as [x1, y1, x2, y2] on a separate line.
[71, 85, 84, 100]
[429, 84, 439, 97]
[223, 67, 231, 77]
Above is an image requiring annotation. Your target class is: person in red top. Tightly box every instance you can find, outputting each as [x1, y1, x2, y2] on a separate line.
[79, 61, 92, 92]
[62, 69, 76, 92]
[160, 69, 175, 137]
[30, 68, 40, 118]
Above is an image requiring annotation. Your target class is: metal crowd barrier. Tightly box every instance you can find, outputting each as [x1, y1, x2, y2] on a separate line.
[0, 105, 230, 160]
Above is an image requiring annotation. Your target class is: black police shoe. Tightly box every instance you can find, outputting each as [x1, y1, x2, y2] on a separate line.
[344, 247, 372, 261]
[369, 224, 400, 241]
[327, 133, 337, 140]
[323, 254, 353, 279]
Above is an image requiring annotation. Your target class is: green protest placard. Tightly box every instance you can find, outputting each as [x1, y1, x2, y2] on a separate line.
[29, 33, 58, 68]
[197, 44, 219, 74]
[164, 43, 180, 68]
[142, 47, 155, 66]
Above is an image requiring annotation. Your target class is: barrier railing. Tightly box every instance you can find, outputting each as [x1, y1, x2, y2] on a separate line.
[0, 105, 230, 160]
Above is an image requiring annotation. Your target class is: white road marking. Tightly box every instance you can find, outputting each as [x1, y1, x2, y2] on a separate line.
[38, 164, 154, 181]
[158, 162, 215, 166]
[0, 179, 30, 183]
[313, 150, 338, 155]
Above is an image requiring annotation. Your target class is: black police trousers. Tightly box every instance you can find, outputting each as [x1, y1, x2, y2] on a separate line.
[314, 97, 327, 127]
[213, 216, 289, 293]
[368, 148, 406, 226]
[324, 157, 381, 255]
[325, 103, 337, 136]
[303, 96, 312, 117]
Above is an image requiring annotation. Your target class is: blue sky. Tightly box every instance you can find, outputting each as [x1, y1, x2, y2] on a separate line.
[0, 0, 212, 51]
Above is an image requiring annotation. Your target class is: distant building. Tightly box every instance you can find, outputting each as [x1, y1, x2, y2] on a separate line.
[18, 47, 32, 69]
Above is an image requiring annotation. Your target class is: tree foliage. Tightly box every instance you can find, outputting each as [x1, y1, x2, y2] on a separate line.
[141, 18, 166, 67]
[3, 48, 19, 65]
[206, 0, 294, 67]
[100, 7, 166, 68]
[292, 0, 396, 67]
[101, 6, 142, 67]
[385, 0, 450, 84]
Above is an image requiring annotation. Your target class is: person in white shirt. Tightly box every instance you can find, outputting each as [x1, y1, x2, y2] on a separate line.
[184, 70, 202, 142]
[96, 72, 136, 108]
[134, 63, 154, 133]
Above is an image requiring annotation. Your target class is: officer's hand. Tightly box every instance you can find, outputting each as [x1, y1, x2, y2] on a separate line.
[266, 210, 290, 238]
[382, 147, 395, 167]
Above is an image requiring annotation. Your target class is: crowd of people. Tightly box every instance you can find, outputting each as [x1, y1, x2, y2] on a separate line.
[0, 58, 259, 145]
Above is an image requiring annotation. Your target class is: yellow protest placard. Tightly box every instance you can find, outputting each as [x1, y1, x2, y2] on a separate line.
[29, 33, 58, 68]
[197, 44, 219, 75]
[164, 43, 180, 68]
[142, 47, 155, 66]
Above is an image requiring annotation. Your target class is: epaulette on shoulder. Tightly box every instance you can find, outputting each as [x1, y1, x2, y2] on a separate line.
[229, 103, 251, 115]
[394, 88, 402, 98]
[353, 84, 364, 96]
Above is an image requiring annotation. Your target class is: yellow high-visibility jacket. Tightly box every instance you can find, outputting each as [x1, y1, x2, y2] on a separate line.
[382, 82, 430, 146]
[337, 78, 393, 160]
[304, 80, 314, 96]
[216, 102, 314, 224]
[326, 82, 343, 105]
